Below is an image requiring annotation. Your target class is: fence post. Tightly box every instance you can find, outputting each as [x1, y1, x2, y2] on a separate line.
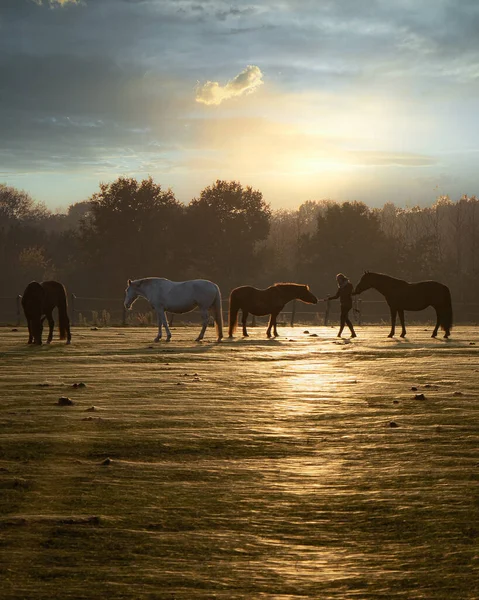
[71, 293, 76, 326]
[16, 295, 22, 326]
[290, 299, 297, 327]
[324, 299, 331, 326]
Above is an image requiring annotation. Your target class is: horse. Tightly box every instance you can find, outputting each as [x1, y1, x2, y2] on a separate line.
[21, 280, 72, 345]
[124, 277, 223, 342]
[228, 283, 318, 338]
[354, 271, 453, 338]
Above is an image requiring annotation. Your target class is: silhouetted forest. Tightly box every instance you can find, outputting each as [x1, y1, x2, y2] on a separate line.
[1, 178, 478, 319]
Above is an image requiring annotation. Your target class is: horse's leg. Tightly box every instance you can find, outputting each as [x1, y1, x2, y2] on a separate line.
[388, 306, 397, 337]
[196, 309, 209, 342]
[267, 311, 279, 337]
[154, 308, 169, 342]
[398, 309, 406, 338]
[228, 299, 239, 338]
[155, 316, 162, 342]
[431, 308, 440, 338]
[27, 320, 33, 344]
[273, 311, 280, 337]
[266, 312, 280, 337]
[45, 312, 54, 343]
[242, 310, 249, 337]
[266, 314, 273, 337]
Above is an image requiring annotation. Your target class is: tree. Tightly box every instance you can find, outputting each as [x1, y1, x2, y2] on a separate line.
[18, 246, 55, 282]
[185, 180, 271, 288]
[80, 176, 184, 294]
[299, 201, 396, 295]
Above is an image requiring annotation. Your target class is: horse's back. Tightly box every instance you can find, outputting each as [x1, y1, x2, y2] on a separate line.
[229, 285, 276, 315]
[160, 278, 219, 312]
[41, 280, 68, 311]
[393, 280, 450, 309]
[42, 280, 67, 295]
[410, 280, 450, 297]
[230, 285, 266, 303]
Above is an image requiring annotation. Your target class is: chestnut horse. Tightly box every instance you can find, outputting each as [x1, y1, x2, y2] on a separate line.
[228, 283, 317, 338]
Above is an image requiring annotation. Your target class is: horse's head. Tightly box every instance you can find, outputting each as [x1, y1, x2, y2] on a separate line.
[354, 271, 373, 295]
[124, 279, 139, 310]
[300, 285, 318, 304]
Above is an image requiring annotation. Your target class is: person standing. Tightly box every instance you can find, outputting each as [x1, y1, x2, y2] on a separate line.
[327, 273, 357, 338]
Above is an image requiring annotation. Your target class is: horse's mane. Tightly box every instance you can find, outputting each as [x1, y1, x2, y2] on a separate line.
[365, 272, 407, 284]
[272, 282, 309, 290]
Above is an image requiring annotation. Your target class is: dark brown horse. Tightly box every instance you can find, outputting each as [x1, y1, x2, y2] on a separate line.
[21, 280, 72, 345]
[354, 271, 452, 338]
[228, 283, 318, 338]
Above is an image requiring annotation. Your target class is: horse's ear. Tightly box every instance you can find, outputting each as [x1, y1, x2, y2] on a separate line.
[128, 279, 132, 285]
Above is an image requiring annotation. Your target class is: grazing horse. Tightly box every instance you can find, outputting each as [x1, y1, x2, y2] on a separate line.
[124, 277, 223, 342]
[354, 271, 452, 338]
[21, 280, 72, 345]
[228, 283, 318, 338]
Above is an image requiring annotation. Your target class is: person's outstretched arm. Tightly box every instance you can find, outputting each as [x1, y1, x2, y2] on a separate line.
[328, 289, 340, 300]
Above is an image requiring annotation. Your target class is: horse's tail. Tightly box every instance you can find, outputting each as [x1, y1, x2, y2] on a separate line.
[212, 285, 223, 341]
[228, 290, 240, 337]
[441, 286, 453, 334]
[57, 284, 70, 340]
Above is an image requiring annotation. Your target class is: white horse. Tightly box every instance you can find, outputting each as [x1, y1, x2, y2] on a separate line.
[124, 277, 223, 342]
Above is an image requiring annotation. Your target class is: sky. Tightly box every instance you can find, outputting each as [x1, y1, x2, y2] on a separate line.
[1, 0, 479, 211]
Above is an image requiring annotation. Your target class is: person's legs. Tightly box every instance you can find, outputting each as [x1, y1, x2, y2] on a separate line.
[341, 306, 356, 338]
[345, 316, 356, 337]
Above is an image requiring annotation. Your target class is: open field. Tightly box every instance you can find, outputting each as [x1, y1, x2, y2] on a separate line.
[1, 325, 478, 599]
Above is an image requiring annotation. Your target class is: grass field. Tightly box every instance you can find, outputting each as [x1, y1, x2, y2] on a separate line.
[1, 324, 478, 599]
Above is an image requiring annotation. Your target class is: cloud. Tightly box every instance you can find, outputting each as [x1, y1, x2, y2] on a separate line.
[195, 65, 264, 106]
[32, 0, 79, 6]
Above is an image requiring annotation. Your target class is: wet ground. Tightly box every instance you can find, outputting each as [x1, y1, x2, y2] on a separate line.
[0, 325, 478, 599]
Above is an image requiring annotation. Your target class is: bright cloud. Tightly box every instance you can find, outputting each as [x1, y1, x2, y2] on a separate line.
[195, 65, 264, 106]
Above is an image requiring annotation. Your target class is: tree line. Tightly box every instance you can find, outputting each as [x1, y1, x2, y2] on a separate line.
[1, 178, 478, 315]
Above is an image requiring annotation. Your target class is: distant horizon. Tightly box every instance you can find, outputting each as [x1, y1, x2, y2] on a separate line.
[2, 0, 478, 212]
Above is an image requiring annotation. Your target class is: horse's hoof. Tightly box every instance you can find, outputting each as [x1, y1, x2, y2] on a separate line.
[66, 340, 71, 345]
